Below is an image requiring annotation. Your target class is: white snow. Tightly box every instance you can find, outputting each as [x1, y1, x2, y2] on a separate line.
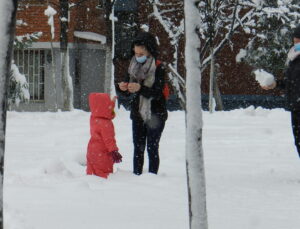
[236, 49, 247, 62]
[109, 13, 118, 22]
[4, 107, 300, 229]
[44, 6, 57, 40]
[254, 69, 275, 87]
[65, 50, 74, 110]
[16, 20, 27, 26]
[10, 62, 30, 105]
[60, 17, 67, 22]
[140, 24, 149, 32]
[15, 32, 43, 43]
[74, 31, 107, 44]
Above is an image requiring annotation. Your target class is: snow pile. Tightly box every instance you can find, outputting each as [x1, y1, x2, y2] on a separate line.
[254, 69, 275, 87]
[74, 31, 107, 44]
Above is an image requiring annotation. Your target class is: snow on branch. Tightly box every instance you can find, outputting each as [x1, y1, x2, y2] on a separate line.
[44, 6, 57, 40]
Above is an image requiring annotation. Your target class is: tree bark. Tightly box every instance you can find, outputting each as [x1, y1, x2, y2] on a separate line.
[103, 1, 114, 93]
[184, 1, 208, 229]
[60, 0, 73, 111]
[0, 0, 18, 228]
[208, 47, 215, 113]
[213, 73, 223, 111]
[209, 46, 223, 112]
[103, 1, 118, 94]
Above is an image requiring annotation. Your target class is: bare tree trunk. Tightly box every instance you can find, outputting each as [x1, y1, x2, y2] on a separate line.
[46, 0, 58, 111]
[104, 48, 113, 94]
[61, 49, 73, 110]
[49, 40, 58, 111]
[0, 0, 18, 227]
[209, 48, 223, 112]
[213, 74, 223, 111]
[103, 0, 116, 94]
[184, 1, 208, 229]
[60, 0, 73, 111]
[208, 47, 215, 113]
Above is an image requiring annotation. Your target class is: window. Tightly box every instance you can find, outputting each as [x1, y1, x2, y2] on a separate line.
[14, 49, 45, 102]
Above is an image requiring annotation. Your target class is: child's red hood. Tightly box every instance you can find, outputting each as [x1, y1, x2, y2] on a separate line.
[89, 93, 115, 119]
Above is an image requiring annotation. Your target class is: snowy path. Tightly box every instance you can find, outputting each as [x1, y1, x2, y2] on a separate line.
[4, 107, 300, 229]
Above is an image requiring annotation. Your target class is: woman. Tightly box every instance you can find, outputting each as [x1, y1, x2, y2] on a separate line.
[117, 32, 168, 175]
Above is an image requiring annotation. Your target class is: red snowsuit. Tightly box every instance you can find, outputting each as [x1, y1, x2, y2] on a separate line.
[86, 93, 118, 178]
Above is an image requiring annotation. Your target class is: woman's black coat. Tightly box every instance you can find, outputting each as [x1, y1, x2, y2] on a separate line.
[277, 55, 300, 111]
[116, 64, 168, 121]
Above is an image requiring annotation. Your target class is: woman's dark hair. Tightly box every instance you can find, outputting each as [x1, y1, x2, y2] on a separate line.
[131, 32, 158, 59]
[293, 24, 300, 39]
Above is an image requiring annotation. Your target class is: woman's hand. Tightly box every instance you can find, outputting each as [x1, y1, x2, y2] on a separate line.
[118, 82, 128, 91]
[261, 82, 276, 90]
[128, 83, 141, 93]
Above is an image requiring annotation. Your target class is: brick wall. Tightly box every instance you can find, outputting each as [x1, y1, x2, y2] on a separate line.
[16, 0, 107, 44]
[17, 2, 60, 42]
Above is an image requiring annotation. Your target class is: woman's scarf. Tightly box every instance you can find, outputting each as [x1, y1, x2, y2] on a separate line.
[128, 56, 156, 122]
[287, 46, 300, 64]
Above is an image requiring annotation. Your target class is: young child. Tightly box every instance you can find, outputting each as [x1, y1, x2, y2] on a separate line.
[86, 93, 122, 178]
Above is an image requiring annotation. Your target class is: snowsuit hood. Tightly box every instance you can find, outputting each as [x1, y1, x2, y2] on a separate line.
[89, 93, 115, 120]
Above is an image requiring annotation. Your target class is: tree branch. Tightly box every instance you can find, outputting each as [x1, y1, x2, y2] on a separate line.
[201, 7, 255, 71]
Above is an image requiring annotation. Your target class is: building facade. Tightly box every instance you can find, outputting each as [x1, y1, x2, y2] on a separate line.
[14, 0, 109, 111]
[14, 0, 283, 112]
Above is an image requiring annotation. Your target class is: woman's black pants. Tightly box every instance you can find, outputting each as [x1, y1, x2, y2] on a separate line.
[291, 111, 300, 157]
[132, 117, 165, 175]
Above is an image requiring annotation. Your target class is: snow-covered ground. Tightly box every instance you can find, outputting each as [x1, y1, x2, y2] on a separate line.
[4, 106, 300, 229]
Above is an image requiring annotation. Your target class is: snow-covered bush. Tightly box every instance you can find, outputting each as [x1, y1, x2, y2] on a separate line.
[8, 62, 29, 106]
[239, 1, 300, 77]
[10, 19, 42, 106]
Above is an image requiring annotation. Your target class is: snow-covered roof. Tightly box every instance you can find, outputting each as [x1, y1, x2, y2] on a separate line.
[74, 31, 106, 44]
